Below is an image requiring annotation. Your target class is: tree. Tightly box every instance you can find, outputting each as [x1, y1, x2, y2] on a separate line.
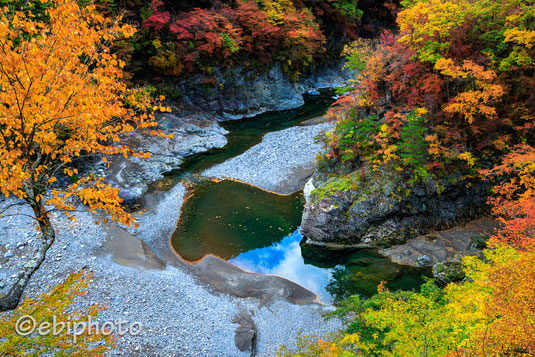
[285, 245, 535, 356]
[0, 0, 166, 310]
[481, 144, 535, 250]
[0, 270, 115, 356]
[398, 108, 429, 182]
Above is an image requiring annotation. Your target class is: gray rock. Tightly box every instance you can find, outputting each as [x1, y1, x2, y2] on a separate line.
[301, 169, 490, 248]
[379, 218, 500, 267]
[433, 261, 465, 286]
[107, 112, 228, 202]
[416, 255, 432, 266]
[175, 60, 354, 121]
[233, 312, 257, 354]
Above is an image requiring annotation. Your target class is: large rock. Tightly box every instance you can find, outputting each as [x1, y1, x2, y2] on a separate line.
[379, 217, 500, 266]
[107, 112, 228, 203]
[107, 59, 353, 202]
[300, 170, 490, 248]
[174, 60, 354, 121]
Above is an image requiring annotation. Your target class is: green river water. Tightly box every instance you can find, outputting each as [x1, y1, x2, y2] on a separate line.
[164, 98, 431, 303]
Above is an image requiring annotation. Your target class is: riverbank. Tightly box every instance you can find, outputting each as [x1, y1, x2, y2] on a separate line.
[0, 192, 341, 356]
[0, 108, 344, 355]
[202, 122, 332, 194]
[0, 97, 346, 355]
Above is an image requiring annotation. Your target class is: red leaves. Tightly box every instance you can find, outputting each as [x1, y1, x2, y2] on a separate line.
[482, 144, 535, 250]
[142, 0, 325, 72]
[142, 0, 171, 31]
[143, 11, 171, 31]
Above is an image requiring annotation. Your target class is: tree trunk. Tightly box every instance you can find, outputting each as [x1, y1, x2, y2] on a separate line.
[0, 202, 55, 311]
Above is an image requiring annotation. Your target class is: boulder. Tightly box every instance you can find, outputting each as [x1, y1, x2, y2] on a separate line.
[107, 112, 228, 203]
[301, 170, 490, 248]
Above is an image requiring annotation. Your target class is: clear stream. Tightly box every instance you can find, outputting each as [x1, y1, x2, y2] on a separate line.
[166, 98, 430, 303]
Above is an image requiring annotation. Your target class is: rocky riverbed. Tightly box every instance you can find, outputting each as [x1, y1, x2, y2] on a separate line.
[1, 61, 352, 356]
[0, 111, 341, 356]
[0, 189, 341, 356]
[107, 110, 229, 203]
[202, 122, 332, 194]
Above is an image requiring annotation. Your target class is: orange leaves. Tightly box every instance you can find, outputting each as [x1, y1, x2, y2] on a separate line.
[0, 0, 160, 227]
[450, 245, 535, 355]
[435, 58, 496, 80]
[481, 144, 535, 250]
[434, 59, 505, 124]
[444, 83, 504, 124]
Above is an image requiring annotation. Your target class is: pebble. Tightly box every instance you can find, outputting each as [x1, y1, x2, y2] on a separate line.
[0, 118, 342, 356]
[4, 251, 14, 258]
[203, 123, 332, 194]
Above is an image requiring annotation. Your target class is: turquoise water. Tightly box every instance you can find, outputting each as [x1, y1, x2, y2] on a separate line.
[165, 97, 431, 303]
[171, 180, 304, 261]
[172, 180, 431, 303]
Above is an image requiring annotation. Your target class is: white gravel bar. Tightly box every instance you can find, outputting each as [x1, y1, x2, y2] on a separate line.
[202, 123, 332, 194]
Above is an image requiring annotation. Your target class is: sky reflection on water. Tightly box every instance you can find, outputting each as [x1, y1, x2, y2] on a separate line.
[229, 229, 335, 302]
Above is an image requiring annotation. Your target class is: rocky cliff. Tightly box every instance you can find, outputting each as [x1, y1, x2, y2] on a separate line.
[300, 169, 490, 248]
[108, 60, 354, 203]
[172, 60, 353, 120]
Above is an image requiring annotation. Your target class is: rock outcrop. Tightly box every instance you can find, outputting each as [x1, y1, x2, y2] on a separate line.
[107, 111, 228, 203]
[108, 59, 353, 203]
[379, 217, 500, 267]
[300, 170, 490, 248]
[174, 60, 354, 121]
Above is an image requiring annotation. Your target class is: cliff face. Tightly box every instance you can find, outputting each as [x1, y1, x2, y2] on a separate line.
[174, 60, 354, 120]
[300, 170, 490, 248]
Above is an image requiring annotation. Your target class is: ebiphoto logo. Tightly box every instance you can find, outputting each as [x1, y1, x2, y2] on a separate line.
[15, 315, 142, 342]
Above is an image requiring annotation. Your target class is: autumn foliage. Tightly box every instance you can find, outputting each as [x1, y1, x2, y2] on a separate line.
[325, 0, 535, 185]
[0, 270, 115, 356]
[282, 0, 535, 355]
[142, 0, 327, 75]
[0, 0, 165, 227]
[0, 0, 168, 310]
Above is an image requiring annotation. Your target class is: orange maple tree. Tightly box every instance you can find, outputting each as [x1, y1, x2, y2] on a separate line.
[0, 0, 166, 310]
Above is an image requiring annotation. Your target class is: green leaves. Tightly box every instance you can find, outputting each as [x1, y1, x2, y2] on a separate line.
[337, 113, 381, 163]
[398, 109, 430, 183]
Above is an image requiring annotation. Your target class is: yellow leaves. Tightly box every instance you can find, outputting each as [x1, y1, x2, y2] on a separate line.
[0, 270, 115, 355]
[0, 0, 161, 227]
[64, 169, 75, 177]
[504, 27, 535, 49]
[444, 84, 504, 124]
[458, 151, 476, 167]
[397, 0, 465, 62]
[415, 107, 428, 116]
